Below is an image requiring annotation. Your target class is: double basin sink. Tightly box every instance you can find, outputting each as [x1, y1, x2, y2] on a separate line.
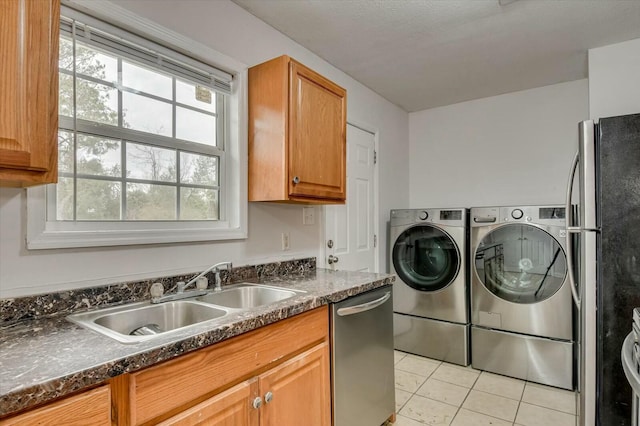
[67, 284, 305, 344]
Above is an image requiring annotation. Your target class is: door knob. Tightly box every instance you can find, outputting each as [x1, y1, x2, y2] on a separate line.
[328, 255, 339, 265]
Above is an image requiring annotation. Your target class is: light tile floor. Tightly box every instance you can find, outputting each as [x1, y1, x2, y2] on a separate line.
[393, 351, 577, 426]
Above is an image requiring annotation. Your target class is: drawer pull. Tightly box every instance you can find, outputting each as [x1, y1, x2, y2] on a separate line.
[252, 397, 262, 409]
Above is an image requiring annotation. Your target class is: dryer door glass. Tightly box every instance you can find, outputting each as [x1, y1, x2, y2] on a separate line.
[392, 225, 460, 292]
[475, 224, 567, 304]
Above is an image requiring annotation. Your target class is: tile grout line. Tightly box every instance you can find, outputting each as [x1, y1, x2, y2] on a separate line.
[451, 368, 490, 423]
[450, 367, 481, 424]
[518, 399, 578, 417]
[475, 372, 522, 424]
[513, 384, 524, 425]
[394, 355, 445, 423]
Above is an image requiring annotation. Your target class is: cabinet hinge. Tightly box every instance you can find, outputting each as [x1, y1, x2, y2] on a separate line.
[374, 150, 377, 164]
[373, 234, 377, 248]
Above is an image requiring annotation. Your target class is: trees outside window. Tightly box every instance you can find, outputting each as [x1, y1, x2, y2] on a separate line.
[57, 32, 222, 222]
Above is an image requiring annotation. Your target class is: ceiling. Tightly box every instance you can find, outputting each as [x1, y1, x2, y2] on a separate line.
[232, 0, 640, 112]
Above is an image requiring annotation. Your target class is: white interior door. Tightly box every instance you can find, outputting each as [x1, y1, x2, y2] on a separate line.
[324, 124, 376, 272]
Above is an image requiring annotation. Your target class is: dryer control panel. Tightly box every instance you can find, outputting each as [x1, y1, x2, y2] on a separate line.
[471, 206, 565, 227]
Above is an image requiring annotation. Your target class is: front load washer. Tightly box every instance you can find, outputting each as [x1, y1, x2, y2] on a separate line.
[390, 208, 469, 365]
[470, 205, 574, 389]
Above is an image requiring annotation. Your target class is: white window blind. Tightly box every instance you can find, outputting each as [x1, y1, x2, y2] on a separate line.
[60, 7, 232, 94]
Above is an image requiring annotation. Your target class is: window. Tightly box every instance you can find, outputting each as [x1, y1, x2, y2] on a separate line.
[27, 5, 247, 249]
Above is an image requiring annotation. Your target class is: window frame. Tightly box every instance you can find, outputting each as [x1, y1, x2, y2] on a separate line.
[27, 1, 248, 249]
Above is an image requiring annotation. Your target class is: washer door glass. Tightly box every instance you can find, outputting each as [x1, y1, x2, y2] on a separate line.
[392, 225, 460, 292]
[475, 224, 567, 304]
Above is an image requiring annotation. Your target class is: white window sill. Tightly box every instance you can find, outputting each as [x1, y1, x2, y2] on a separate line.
[27, 185, 248, 249]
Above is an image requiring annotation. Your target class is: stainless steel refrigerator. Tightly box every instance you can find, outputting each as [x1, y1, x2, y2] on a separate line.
[567, 113, 640, 426]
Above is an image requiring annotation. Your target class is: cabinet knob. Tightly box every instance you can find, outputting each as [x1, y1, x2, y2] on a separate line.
[252, 397, 262, 409]
[292, 176, 300, 184]
[264, 391, 274, 403]
[328, 255, 339, 265]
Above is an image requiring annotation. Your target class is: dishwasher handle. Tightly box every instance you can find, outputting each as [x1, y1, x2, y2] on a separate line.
[336, 292, 391, 316]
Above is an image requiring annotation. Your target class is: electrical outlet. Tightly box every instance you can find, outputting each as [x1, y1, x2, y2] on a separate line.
[281, 232, 290, 250]
[303, 207, 315, 225]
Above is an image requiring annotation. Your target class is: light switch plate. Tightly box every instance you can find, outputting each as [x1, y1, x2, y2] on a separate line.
[303, 207, 315, 225]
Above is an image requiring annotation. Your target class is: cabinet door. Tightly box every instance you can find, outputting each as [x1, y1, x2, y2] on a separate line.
[158, 379, 259, 426]
[288, 60, 346, 201]
[259, 342, 331, 426]
[0, 386, 111, 426]
[0, 0, 59, 187]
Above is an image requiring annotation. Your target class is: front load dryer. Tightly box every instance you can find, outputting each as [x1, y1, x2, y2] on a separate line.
[470, 205, 574, 389]
[390, 208, 469, 366]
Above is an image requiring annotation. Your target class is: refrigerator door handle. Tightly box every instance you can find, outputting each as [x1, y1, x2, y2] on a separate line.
[579, 120, 598, 230]
[565, 150, 581, 309]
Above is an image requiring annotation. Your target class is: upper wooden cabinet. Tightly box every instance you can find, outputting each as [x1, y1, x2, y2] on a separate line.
[248, 55, 346, 204]
[0, 0, 59, 187]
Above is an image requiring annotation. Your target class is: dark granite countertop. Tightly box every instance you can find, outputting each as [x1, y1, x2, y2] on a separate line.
[0, 268, 394, 417]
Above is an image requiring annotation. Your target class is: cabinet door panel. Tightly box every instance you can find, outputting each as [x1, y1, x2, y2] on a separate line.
[259, 342, 331, 426]
[158, 379, 259, 426]
[289, 61, 346, 201]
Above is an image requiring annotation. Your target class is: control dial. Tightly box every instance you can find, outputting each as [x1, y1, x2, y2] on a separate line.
[418, 211, 429, 220]
[511, 209, 524, 220]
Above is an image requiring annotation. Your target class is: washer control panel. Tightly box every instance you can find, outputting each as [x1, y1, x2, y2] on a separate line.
[511, 208, 524, 220]
[390, 208, 466, 227]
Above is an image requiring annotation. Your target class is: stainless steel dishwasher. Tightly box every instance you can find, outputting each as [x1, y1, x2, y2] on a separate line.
[332, 285, 395, 426]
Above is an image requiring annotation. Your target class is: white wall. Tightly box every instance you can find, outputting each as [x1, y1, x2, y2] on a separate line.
[0, 0, 409, 297]
[408, 80, 589, 208]
[589, 38, 640, 119]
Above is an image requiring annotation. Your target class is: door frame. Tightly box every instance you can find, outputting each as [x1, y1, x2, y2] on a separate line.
[320, 120, 380, 272]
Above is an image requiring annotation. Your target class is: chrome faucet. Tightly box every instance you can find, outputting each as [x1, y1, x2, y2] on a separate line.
[185, 261, 233, 292]
[150, 261, 233, 303]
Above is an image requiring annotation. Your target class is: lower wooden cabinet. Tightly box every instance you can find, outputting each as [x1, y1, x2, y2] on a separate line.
[160, 342, 330, 426]
[0, 385, 111, 426]
[111, 306, 330, 425]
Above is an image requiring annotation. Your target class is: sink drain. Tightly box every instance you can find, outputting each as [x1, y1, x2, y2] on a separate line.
[130, 324, 163, 336]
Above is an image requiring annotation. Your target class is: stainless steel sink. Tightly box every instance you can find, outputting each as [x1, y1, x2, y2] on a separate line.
[67, 284, 305, 343]
[196, 284, 304, 309]
[68, 300, 228, 344]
